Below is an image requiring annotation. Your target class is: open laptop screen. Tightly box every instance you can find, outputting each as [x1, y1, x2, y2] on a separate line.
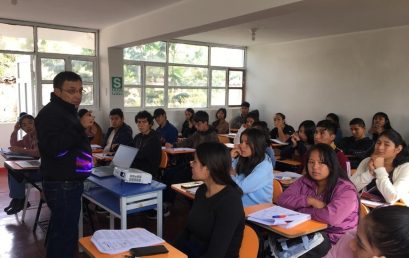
[111, 145, 139, 168]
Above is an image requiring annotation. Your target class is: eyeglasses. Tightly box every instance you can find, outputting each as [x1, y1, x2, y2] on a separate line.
[61, 88, 86, 95]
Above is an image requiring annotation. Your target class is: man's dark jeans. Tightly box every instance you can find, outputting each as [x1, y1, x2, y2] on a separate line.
[43, 181, 84, 258]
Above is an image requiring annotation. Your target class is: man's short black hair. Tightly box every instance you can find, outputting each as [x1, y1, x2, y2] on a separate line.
[135, 110, 154, 125]
[349, 118, 366, 128]
[153, 108, 166, 118]
[109, 108, 124, 119]
[193, 110, 209, 123]
[316, 119, 337, 135]
[241, 101, 250, 108]
[53, 71, 82, 89]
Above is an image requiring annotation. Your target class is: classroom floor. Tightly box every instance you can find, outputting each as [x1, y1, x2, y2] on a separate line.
[0, 168, 191, 258]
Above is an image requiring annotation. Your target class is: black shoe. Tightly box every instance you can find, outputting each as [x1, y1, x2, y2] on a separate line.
[6, 198, 27, 215]
[4, 198, 19, 213]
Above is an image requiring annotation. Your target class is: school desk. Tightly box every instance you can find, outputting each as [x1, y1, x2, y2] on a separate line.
[80, 176, 166, 237]
[171, 182, 200, 200]
[79, 236, 187, 258]
[162, 147, 195, 155]
[244, 203, 327, 239]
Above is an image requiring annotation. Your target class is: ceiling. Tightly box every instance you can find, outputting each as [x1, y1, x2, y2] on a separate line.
[1, 0, 409, 46]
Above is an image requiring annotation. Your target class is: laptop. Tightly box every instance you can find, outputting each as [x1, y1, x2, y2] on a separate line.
[15, 160, 41, 168]
[92, 145, 139, 177]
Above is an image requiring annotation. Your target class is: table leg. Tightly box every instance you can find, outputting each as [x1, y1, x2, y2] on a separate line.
[157, 191, 163, 237]
[120, 197, 127, 229]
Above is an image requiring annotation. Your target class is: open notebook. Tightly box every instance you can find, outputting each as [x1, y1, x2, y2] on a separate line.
[15, 160, 41, 168]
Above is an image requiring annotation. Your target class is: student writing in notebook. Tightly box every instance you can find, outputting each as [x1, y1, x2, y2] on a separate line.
[230, 128, 273, 207]
[324, 205, 409, 258]
[176, 142, 244, 258]
[278, 144, 359, 257]
[350, 129, 409, 205]
[4, 113, 41, 215]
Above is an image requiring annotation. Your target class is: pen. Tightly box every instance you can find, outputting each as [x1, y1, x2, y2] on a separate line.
[272, 214, 298, 218]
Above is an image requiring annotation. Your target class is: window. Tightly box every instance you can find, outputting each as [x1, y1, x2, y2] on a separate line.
[123, 41, 245, 109]
[0, 23, 34, 52]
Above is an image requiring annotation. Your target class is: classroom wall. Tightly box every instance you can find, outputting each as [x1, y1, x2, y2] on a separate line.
[247, 25, 409, 140]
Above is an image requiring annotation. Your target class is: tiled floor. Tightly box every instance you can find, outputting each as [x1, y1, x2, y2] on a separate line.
[0, 168, 191, 258]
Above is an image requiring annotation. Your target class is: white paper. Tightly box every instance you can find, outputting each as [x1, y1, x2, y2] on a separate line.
[91, 228, 164, 254]
[274, 171, 303, 180]
[91, 144, 102, 149]
[186, 187, 199, 195]
[361, 199, 390, 208]
[224, 143, 235, 149]
[248, 205, 311, 229]
[271, 139, 289, 145]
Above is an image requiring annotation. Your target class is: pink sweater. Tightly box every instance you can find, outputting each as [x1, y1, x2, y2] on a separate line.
[278, 176, 359, 244]
[323, 230, 355, 258]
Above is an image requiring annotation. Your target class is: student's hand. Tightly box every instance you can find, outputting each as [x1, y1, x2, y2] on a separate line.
[368, 158, 376, 177]
[14, 122, 20, 131]
[165, 142, 173, 149]
[372, 156, 385, 169]
[307, 197, 326, 209]
[9, 146, 24, 153]
[291, 133, 300, 147]
[230, 147, 241, 159]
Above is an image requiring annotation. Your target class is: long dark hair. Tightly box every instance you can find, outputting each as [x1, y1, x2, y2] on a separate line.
[196, 142, 242, 194]
[236, 128, 267, 177]
[372, 112, 392, 130]
[376, 129, 409, 167]
[212, 108, 226, 127]
[299, 120, 315, 145]
[365, 206, 409, 258]
[326, 113, 340, 128]
[305, 143, 351, 204]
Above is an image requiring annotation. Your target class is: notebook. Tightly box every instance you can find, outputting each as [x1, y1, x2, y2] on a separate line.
[247, 205, 311, 229]
[92, 145, 139, 177]
[1, 147, 34, 160]
[15, 160, 41, 168]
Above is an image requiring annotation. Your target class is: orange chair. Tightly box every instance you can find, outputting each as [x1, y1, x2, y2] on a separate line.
[160, 150, 168, 169]
[239, 225, 259, 258]
[273, 179, 283, 204]
[359, 202, 370, 219]
[218, 135, 230, 144]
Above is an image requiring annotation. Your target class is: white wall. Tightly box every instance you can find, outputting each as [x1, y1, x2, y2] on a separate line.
[247, 25, 409, 140]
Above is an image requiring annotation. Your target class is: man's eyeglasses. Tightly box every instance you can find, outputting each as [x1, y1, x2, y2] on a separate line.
[61, 88, 86, 95]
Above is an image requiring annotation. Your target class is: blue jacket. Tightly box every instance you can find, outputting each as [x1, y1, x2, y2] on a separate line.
[156, 120, 178, 144]
[231, 156, 273, 207]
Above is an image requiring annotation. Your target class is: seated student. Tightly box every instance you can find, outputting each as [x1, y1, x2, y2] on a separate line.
[350, 129, 409, 205]
[230, 101, 250, 130]
[102, 108, 133, 152]
[4, 113, 41, 215]
[153, 108, 178, 145]
[131, 111, 162, 179]
[310, 120, 349, 173]
[78, 109, 103, 145]
[338, 118, 374, 169]
[278, 144, 359, 257]
[252, 121, 276, 168]
[181, 108, 196, 138]
[230, 128, 273, 207]
[211, 107, 229, 134]
[280, 120, 315, 160]
[270, 112, 295, 143]
[369, 112, 392, 142]
[326, 113, 343, 144]
[176, 142, 244, 258]
[324, 205, 409, 258]
[167, 110, 219, 149]
[233, 110, 259, 145]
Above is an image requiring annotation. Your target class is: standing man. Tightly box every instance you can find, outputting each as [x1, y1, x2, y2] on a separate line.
[35, 71, 94, 258]
[230, 101, 250, 130]
[154, 108, 178, 145]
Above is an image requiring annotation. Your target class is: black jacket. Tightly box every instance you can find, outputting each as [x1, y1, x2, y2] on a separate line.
[103, 123, 133, 152]
[35, 93, 92, 181]
[131, 130, 162, 178]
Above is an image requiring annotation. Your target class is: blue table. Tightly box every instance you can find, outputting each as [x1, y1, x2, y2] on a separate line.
[80, 175, 166, 237]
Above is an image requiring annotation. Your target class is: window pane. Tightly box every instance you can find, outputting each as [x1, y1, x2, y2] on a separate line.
[168, 66, 207, 87]
[42, 84, 53, 106]
[229, 71, 243, 88]
[211, 47, 244, 67]
[168, 88, 207, 108]
[124, 65, 141, 85]
[211, 89, 225, 106]
[124, 87, 141, 107]
[81, 84, 93, 105]
[146, 66, 165, 86]
[37, 28, 95, 56]
[123, 41, 166, 62]
[72, 60, 93, 83]
[0, 77, 18, 122]
[169, 43, 208, 65]
[0, 23, 34, 52]
[228, 89, 242, 106]
[211, 70, 226, 87]
[145, 88, 164, 107]
[41, 58, 65, 80]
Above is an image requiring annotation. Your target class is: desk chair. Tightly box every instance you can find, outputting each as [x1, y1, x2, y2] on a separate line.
[359, 202, 370, 219]
[273, 179, 283, 204]
[218, 135, 230, 144]
[239, 225, 259, 258]
[160, 150, 169, 169]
